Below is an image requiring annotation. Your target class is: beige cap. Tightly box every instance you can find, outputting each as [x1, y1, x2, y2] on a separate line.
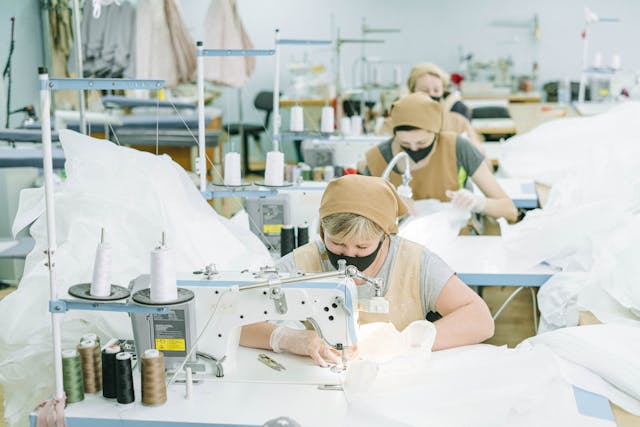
[319, 175, 408, 234]
[390, 92, 443, 133]
[407, 62, 450, 92]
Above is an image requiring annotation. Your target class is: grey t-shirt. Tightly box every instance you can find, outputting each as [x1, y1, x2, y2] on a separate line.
[364, 135, 485, 185]
[276, 235, 454, 316]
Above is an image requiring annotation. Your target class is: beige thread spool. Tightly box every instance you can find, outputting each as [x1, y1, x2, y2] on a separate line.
[81, 334, 102, 391]
[141, 349, 167, 406]
[78, 339, 99, 393]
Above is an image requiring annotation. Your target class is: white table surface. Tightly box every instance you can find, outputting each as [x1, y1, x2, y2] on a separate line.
[41, 346, 614, 427]
[436, 236, 557, 287]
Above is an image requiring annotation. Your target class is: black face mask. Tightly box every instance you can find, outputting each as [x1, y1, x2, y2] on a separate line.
[325, 239, 384, 272]
[404, 145, 433, 163]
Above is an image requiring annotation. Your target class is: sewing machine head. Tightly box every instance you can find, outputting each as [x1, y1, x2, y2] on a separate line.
[129, 267, 360, 374]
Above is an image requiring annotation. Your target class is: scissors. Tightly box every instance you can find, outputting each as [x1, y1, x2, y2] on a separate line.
[258, 353, 286, 371]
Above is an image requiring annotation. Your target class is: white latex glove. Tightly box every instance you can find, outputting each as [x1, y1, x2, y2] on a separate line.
[269, 326, 341, 367]
[446, 189, 486, 213]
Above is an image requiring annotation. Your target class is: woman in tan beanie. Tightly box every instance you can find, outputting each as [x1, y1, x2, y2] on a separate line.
[240, 175, 494, 367]
[407, 62, 471, 120]
[364, 93, 517, 222]
[379, 63, 483, 152]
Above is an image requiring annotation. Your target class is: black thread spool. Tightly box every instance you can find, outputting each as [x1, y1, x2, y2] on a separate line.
[280, 225, 295, 257]
[102, 345, 121, 398]
[115, 352, 135, 404]
[297, 223, 309, 248]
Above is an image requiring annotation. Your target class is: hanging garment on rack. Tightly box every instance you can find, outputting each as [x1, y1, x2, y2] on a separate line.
[165, 0, 197, 84]
[98, 1, 135, 78]
[67, 1, 136, 78]
[49, 0, 74, 57]
[203, 0, 256, 87]
[135, 0, 196, 87]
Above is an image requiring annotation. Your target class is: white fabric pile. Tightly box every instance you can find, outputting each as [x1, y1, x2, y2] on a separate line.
[0, 130, 271, 427]
[399, 199, 470, 255]
[497, 102, 640, 331]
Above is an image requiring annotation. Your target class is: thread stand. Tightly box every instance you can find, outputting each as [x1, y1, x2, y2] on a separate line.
[68, 283, 131, 301]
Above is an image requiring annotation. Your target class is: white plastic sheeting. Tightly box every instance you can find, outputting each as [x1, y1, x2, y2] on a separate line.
[344, 343, 601, 427]
[0, 130, 271, 427]
[521, 324, 640, 416]
[399, 200, 470, 255]
[500, 102, 640, 187]
[498, 103, 640, 330]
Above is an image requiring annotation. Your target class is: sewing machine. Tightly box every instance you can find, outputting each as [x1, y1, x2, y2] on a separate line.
[129, 265, 369, 376]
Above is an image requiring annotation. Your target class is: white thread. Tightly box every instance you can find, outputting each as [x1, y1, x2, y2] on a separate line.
[393, 66, 403, 86]
[339, 117, 352, 136]
[90, 241, 112, 297]
[323, 166, 335, 181]
[264, 151, 284, 186]
[290, 106, 304, 132]
[371, 66, 380, 86]
[223, 152, 242, 186]
[321, 106, 335, 133]
[351, 115, 363, 136]
[150, 246, 178, 303]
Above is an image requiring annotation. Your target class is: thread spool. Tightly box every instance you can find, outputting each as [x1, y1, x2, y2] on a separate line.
[62, 349, 85, 403]
[611, 53, 621, 70]
[264, 151, 285, 186]
[594, 52, 603, 68]
[291, 165, 302, 183]
[312, 167, 324, 181]
[90, 229, 112, 297]
[223, 152, 242, 186]
[77, 339, 100, 393]
[79, 335, 102, 392]
[321, 106, 335, 133]
[150, 233, 177, 303]
[339, 117, 351, 136]
[280, 225, 295, 257]
[334, 166, 344, 177]
[323, 166, 335, 181]
[141, 349, 167, 406]
[393, 66, 403, 86]
[102, 345, 121, 398]
[290, 106, 304, 132]
[351, 116, 363, 136]
[115, 352, 135, 404]
[371, 66, 380, 86]
[297, 223, 309, 248]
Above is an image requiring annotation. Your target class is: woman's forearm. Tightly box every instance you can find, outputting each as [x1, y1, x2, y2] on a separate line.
[240, 322, 277, 350]
[483, 196, 517, 222]
[432, 300, 495, 350]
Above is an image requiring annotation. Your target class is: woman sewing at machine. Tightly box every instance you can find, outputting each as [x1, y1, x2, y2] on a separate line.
[240, 175, 495, 367]
[364, 92, 517, 222]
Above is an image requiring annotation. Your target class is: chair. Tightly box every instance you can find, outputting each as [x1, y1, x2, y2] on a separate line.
[224, 91, 273, 174]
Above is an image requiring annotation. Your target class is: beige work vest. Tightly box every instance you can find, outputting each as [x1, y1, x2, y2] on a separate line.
[365, 131, 459, 201]
[292, 238, 425, 331]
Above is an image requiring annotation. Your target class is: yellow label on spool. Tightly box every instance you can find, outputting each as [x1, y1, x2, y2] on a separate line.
[155, 338, 185, 352]
[263, 224, 283, 234]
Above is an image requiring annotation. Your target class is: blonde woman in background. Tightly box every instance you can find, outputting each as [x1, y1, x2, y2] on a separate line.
[407, 62, 485, 152]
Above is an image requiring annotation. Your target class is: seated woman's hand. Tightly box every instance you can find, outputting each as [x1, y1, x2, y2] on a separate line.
[270, 326, 343, 367]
